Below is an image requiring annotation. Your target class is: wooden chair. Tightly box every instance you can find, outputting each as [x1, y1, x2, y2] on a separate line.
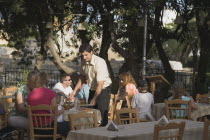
[125, 95, 133, 109]
[115, 108, 139, 125]
[165, 99, 192, 120]
[153, 121, 186, 140]
[196, 94, 209, 103]
[1, 97, 25, 140]
[3, 86, 18, 96]
[203, 118, 210, 140]
[27, 105, 65, 140]
[112, 99, 123, 122]
[68, 111, 98, 130]
[108, 94, 116, 120]
[1, 97, 16, 127]
[0, 89, 4, 96]
[2, 86, 18, 104]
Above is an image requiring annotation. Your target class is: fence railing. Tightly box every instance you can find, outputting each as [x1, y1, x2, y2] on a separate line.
[1, 68, 61, 88]
[146, 68, 194, 92]
[0, 68, 207, 93]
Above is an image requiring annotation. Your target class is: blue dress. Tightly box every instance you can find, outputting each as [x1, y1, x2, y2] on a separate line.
[168, 96, 190, 118]
[76, 84, 90, 103]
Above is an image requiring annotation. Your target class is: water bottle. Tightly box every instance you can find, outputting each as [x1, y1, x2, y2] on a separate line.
[74, 98, 78, 107]
[60, 95, 64, 106]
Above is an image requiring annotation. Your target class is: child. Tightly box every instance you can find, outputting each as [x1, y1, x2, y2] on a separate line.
[131, 79, 154, 121]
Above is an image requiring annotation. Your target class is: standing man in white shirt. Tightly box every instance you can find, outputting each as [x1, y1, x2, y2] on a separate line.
[70, 43, 112, 126]
[53, 74, 73, 98]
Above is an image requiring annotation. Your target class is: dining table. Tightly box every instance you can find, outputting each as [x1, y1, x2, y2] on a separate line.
[191, 103, 210, 120]
[152, 102, 210, 120]
[66, 119, 204, 140]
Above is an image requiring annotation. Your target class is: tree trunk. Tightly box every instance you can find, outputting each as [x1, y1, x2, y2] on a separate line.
[99, 16, 114, 82]
[45, 28, 75, 74]
[195, 12, 210, 94]
[35, 24, 48, 71]
[154, 5, 175, 84]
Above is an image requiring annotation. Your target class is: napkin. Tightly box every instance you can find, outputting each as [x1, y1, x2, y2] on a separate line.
[157, 115, 169, 125]
[106, 120, 118, 131]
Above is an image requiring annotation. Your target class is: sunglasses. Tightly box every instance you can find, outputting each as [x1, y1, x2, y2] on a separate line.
[64, 79, 72, 81]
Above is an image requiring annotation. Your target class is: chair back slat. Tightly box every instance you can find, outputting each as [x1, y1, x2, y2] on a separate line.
[108, 94, 116, 120]
[153, 122, 186, 140]
[203, 118, 210, 140]
[196, 94, 209, 103]
[115, 108, 139, 125]
[125, 95, 133, 109]
[27, 105, 64, 140]
[68, 111, 98, 130]
[165, 99, 191, 120]
[3, 87, 18, 104]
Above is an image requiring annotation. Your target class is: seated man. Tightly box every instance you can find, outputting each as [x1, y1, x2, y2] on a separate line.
[131, 79, 154, 121]
[53, 74, 73, 99]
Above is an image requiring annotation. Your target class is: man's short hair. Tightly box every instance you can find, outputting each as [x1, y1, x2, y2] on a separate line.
[137, 79, 148, 88]
[79, 43, 93, 53]
[60, 74, 71, 82]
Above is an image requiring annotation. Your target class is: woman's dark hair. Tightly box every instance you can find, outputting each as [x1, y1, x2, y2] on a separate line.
[79, 43, 93, 53]
[28, 71, 49, 91]
[170, 81, 188, 99]
[172, 88, 188, 99]
[27, 70, 39, 91]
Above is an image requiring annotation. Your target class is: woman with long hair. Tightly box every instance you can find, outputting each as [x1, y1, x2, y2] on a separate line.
[116, 72, 139, 107]
[168, 81, 198, 110]
[8, 70, 38, 130]
[27, 71, 69, 137]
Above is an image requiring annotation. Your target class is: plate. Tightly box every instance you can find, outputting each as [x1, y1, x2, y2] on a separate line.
[80, 104, 92, 107]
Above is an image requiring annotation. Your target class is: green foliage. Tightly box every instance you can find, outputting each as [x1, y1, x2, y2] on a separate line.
[83, 23, 100, 40]
[16, 69, 29, 87]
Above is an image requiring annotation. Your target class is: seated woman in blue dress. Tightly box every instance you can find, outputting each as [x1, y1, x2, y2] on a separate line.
[168, 81, 198, 118]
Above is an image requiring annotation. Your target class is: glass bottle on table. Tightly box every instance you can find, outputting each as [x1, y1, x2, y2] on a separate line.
[73, 98, 79, 109]
[60, 95, 64, 106]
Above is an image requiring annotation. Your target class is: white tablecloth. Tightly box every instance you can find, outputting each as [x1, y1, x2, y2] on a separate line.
[152, 102, 210, 121]
[66, 119, 204, 140]
[152, 103, 166, 120]
[191, 103, 210, 120]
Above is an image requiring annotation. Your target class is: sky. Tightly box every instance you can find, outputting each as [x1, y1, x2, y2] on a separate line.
[162, 9, 176, 26]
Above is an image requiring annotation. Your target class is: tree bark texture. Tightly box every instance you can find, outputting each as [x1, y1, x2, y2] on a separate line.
[45, 29, 75, 74]
[195, 12, 210, 94]
[154, 5, 175, 84]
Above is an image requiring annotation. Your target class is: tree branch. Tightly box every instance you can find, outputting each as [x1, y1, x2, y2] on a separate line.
[45, 29, 75, 74]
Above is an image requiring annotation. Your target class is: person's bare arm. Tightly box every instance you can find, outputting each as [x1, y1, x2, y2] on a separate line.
[116, 90, 127, 101]
[90, 81, 104, 106]
[70, 75, 86, 99]
[16, 93, 27, 113]
[51, 97, 64, 116]
[190, 96, 198, 110]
